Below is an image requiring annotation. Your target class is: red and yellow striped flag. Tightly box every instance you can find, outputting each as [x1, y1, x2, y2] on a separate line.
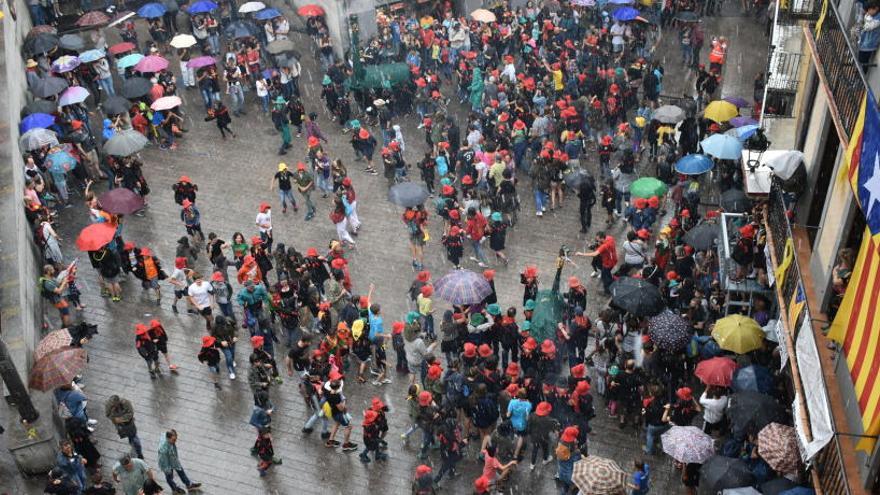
[828, 228, 880, 452]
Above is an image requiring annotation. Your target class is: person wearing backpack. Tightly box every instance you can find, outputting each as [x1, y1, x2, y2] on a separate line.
[39, 264, 72, 327]
[171, 175, 197, 206]
[576, 232, 618, 295]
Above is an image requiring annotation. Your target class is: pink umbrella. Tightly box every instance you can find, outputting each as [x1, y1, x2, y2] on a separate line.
[150, 96, 183, 111]
[187, 56, 216, 69]
[134, 55, 169, 73]
[58, 86, 90, 107]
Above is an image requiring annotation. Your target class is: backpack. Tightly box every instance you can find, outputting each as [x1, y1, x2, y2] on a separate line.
[38, 277, 59, 303]
[555, 443, 571, 461]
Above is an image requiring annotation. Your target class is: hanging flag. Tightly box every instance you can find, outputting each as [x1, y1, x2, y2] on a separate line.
[845, 90, 880, 240]
[787, 283, 805, 330]
[828, 228, 880, 451]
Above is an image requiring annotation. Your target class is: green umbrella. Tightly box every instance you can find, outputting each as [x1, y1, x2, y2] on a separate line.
[630, 177, 668, 199]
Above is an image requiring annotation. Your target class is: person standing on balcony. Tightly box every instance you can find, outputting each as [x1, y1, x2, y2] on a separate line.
[859, 4, 880, 68]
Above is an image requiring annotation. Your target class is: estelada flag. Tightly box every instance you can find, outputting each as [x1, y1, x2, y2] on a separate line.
[844, 90, 880, 240]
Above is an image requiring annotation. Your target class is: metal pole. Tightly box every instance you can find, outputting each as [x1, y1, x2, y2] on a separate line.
[0, 339, 40, 423]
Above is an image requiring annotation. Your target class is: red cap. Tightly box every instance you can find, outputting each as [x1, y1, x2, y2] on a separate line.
[561, 426, 579, 443]
[139, 246, 152, 257]
[575, 380, 591, 395]
[358, 128, 369, 139]
[251, 335, 264, 348]
[371, 397, 386, 411]
[181, 199, 192, 208]
[483, 269, 495, 280]
[541, 339, 556, 355]
[328, 369, 344, 381]
[448, 209, 460, 220]
[449, 226, 461, 236]
[523, 265, 538, 279]
[571, 363, 586, 378]
[306, 247, 319, 257]
[568, 276, 581, 288]
[706, 210, 720, 219]
[505, 383, 519, 395]
[342, 177, 352, 186]
[178, 175, 191, 183]
[427, 363, 443, 380]
[175, 257, 187, 269]
[739, 225, 755, 238]
[149, 319, 161, 328]
[676, 387, 693, 401]
[211, 272, 224, 282]
[463, 342, 477, 357]
[297, 161, 307, 171]
[251, 236, 263, 246]
[201, 335, 216, 346]
[666, 271, 679, 281]
[259, 202, 271, 213]
[416, 270, 431, 282]
[536, 401, 552, 416]
[330, 258, 345, 269]
[416, 465, 433, 477]
[363, 409, 379, 425]
[681, 208, 691, 218]
[523, 337, 537, 351]
[637, 229, 650, 239]
[135, 323, 149, 335]
[513, 119, 526, 130]
[420, 285, 433, 297]
[478, 344, 493, 358]
[71, 120, 83, 130]
[441, 185, 454, 196]
[418, 390, 433, 406]
[307, 136, 319, 147]
[505, 362, 520, 377]
[124, 241, 137, 251]
[602, 135, 613, 145]
[461, 174, 474, 185]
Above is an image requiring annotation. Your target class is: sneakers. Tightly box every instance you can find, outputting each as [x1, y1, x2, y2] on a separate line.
[341, 442, 358, 452]
[229, 372, 236, 380]
[530, 463, 536, 471]
[536, 211, 543, 217]
[325, 440, 341, 448]
[320, 431, 331, 440]
[543, 457, 554, 465]
[360, 453, 371, 463]
[302, 427, 313, 434]
[186, 482, 202, 490]
[87, 419, 98, 426]
[590, 271, 599, 278]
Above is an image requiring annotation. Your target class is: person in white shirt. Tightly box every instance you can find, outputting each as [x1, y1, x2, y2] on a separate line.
[256, 202, 273, 252]
[699, 386, 729, 435]
[187, 273, 215, 330]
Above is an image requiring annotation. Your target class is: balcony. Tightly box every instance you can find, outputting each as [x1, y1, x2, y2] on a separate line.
[777, 0, 825, 24]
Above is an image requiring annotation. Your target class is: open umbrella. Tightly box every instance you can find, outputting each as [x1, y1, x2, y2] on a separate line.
[19, 128, 59, 150]
[571, 456, 628, 495]
[188, 0, 219, 14]
[59, 34, 86, 51]
[674, 10, 700, 21]
[76, 223, 116, 251]
[98, 188, 146, 214]
[102, 95, 132, 115]
[610, 277, 665, 317]
[28, 347, 88, 391]
[169, 34, 197, 49]
[701, 134, 743, 160]
[564, 169, 594, 189]
[758, 423, 800, 475]
[150, 95, 182, 111]
[78, 48, 106, 63]
[695, 356, 737, 386]
[570, 0, 596, 6]
[713, 315, 764, 354]
[630, 177, 668, 199]
[31, 76, 69, 98]
[653, 104, 685, 124]
[254, 8, 282, 20]
[470, 8, 497, 22]
[662, 426, 715, 463]
[267, 39, 296, 54]
[704, 100, 739, 123]
[729, 391, 786, 436]
[732, 364, 774, 393]
[724, 96, 751, 108]
[117, 53, 144, 70]
[720, 188, 751, 212]
[103, 129, 149, 156]
[727, 124, 760, 141]
[24, 33, 59, 55]
[675, 154, 714, 175]
[388, 182, 429, 207]
[34, 329, 74, 362]
[134, 55, 169, 73]
[59, 86, 90, 106]
[28, 25, 57, 37]
[121, 77, 152, 98]
[46, 150, 77, 174]
[684, 222, 720, 250]
[700, 456, 755, 494]
[765, 150, 805, 181]
[240, 1, 266, 12]
[296, 3, 323, 16]
[187, 55, 217, 69]
[21, 99, 57, 117]
[433, 270, 492, 305]
[76, 10, 110, 26]
[137, 2, 167, 18]
[648, 311, 691, 351]
[108, 42, 136, 55]
[51, 55, 81, 73]
[730, 116, 758, 128]
[20, 113, 55, 133]
[613, 6, 639, 20]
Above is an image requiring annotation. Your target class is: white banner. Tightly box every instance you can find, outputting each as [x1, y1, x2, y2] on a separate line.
[793, 312, 834, 461]
[775, 319, 788, 370]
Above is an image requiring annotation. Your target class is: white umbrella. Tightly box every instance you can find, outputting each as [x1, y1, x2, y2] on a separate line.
[150, 95, 182, 111]
[470, 8, 496, 22]
[169, 34, 197, 49]
[764, 150, 804, 181]
[239, 1, 266, 13]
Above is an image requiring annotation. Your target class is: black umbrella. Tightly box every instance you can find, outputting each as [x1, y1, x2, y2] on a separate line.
[610, 277, 665, 317]
[721, 188, 752, 213]
[24, 33, 59, 55]
[59, 33, 86, 51]
[31, 76, 69, 98]
[121, 77, 152, 98]
[728, 391, 787, 436]
[648, 310, 691, 351]
[683, 222, 720, 251]
[699, 456, 755, 494]
[674, 10, 700, 22]
[564, 169, 594, 189]
[21, 99, 57, 117]
[760, 478, 799, 495]
[388, 182, 430, 208]
[102, 95, 132, 115]
[224, 20, 259, 39]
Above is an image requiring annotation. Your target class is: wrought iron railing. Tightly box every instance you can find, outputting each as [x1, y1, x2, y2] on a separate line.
[778, 0, 825, 24]
[814, 436, 853, 495]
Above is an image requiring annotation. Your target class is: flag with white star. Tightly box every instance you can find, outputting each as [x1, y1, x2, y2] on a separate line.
[846, 90, 880, 237]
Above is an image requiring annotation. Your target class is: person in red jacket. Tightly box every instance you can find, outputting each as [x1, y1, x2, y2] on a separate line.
[464, 207, 489, 268]
[576, 231, 618, 295]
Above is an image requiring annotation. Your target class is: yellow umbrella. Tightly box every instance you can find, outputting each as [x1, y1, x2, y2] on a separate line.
[712, 315, 764, 354]
[703, 100, 739, 123]
[470, 8, 497, 22]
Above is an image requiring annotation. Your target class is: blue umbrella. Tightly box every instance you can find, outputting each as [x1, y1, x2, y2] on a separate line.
[188, 0, 219, 13]
[137, 2, 167, 18]
[727, 124, 760, 141]
[675, 154, 714, 175]
[117, 53, 144, 70]
[254, 7, 281, 19]
[612, 6, 639, 21]
[732, 365, 774, 393]
[701, 133, 744, 160]
[78, 48, 106, 63]
[20, 113, 55, 133]
[46, 150, 77, 174]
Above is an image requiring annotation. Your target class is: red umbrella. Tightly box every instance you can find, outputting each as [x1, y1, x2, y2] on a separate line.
[98, 188, 145, 215]
[29, 347, 87, 391]
[108, 42, 136, 55]
[34, 329, 74, 362]
[297, 4, 324, 16]
[695, 356, 738, 386]
[76, 10, 110, 26]
[75, 223, 116, 251]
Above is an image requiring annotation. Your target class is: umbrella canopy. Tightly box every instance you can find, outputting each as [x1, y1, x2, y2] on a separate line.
[730, 116, 758, 127]
[674, 10, 700, 21]
[34, 329, 74, 362]
[630, 177, 668, 199]
[713, 315, 764, 353]
[570, 0, 596, 6]
[102, 95, 132, 115]
[137, 2, 167, 18]
[78, 48, 106, 63]
[433, 270, 493, 305]
[729, 391, 786, 436]
[612, 6, 639, 20]
[59, 34, 86, 51]
[704, 100, 740, 123]
[150, 95, 182, 111]
[224, 20, 260, 39]
[117, 53, 144, 69]
[24, 33, 59, 55]
[76, 10, 110, 26]
[20, 112, 55, 133]
[169, 34, 197, 49]
[296, 3, 323, 16]
[723, 96, 751, 108]
[758, 423, 800, 475]
[720, 188, 752, 212]
[675, 154, 714, 175]
[187, 55, 217, 69]
[134, 55, 169, 73]
[31, 76, 69, 98]
[103, 129, 149, 156]
[108, 41, 136, 55]
[700, 456, 755, 494]
[267, 39, 296, 54]
[28, 25, 57, 37]
[59, 86, 90, 106]
[564, 169, 594, 189]
[29, 347, 88, 391]
[732, 364, 774, 393]
[254, 8, 282, 19]
[701, 134, 743, 160]
[684, 222, 721, 250]
[695, 356, 737, 386]
[46, 150, 77, 174]
[240, 1, 267, 12]
[388, 182, 430, 207]
[51, 55, 81, 73]
[648, 311, 692, 351]
[19, 128, 59, 151]
[571, 456, 628, 495]
[188, 0, 219, 14]
[610, 277, 665, 317]
[662, 426, 715, 463]
[121, 77, 152, 98]
[727, 124, 760, 141]
[21, 99, 57, 117]
[98, 188, 146, 215]
[471, 8, 497, 22]
[760, 478, 799, 495]
[765, 150, 805, 181]
[653, 104, 685, 124]
[76, 223, 116, 251]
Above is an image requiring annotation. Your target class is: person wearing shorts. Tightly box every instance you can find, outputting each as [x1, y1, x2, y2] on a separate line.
[322, 373, 358, 452]
[187, 273, 215, 331]
[506, 389, 532, 460]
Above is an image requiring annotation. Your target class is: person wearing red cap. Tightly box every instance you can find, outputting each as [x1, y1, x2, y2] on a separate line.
[172, 175, 198, 206]
[413, 464, 436, 493]
[131, 246, 167, 307]
[254, 202, 273, 254]
[526, 400, 559, 470]
[403, 206, 428, 271]
[359, 408, 388, 464]
[135, 323, 161, 378]
[293, 162, 317, 221]
[417, 285, 436, 340]
[577, 231, 619, 295]
[146, 319, 178, 374]
[179, 198, 204, 245]
[197, 334, 222, 389]
[442, 225, 464, 269]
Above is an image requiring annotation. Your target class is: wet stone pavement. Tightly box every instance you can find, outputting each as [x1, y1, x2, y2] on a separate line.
[0, 2, 767, 493]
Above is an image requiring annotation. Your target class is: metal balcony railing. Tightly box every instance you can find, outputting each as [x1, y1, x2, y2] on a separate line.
[777, 0, 825, 24]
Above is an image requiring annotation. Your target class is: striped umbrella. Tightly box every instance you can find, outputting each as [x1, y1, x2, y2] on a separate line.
[433, 270, 492, 305]
[648, 310, 692, 351]
[757, 423, 801, 475]
[28, 347, 87, 391]
[571, 456, 628, 495]
[34, 329, 74, 362]
[662, 426, 716, 463]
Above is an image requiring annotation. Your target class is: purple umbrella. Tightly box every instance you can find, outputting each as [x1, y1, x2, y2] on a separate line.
[51, 55, 80, 73]
[730, 116, 758, 128]
[58, 86, 90, 107]
[723, 96, 751, 108]
[434, 270, 493, 305]
[134, 55, 170, 73]
[187, 56, 216, 69]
